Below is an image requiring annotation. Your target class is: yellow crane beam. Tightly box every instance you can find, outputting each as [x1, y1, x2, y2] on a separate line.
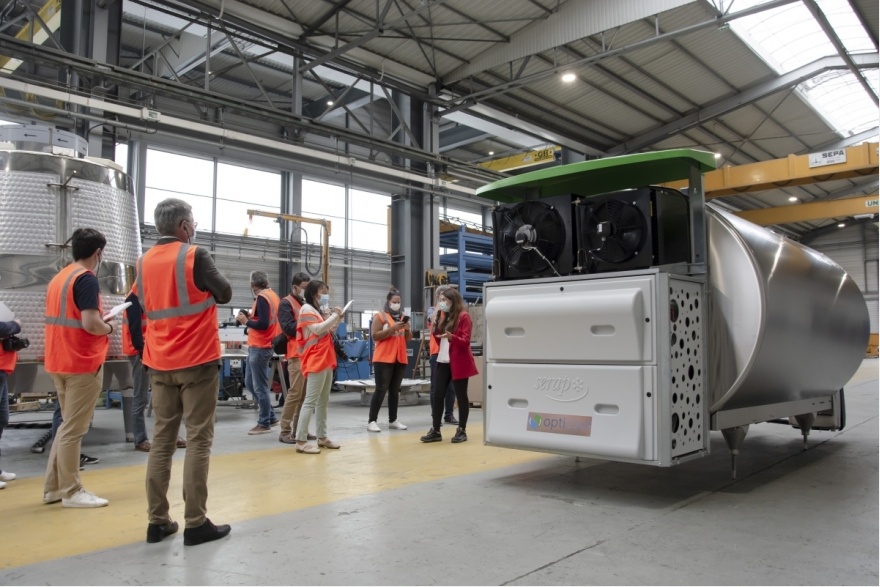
[0, 0, 62, 73]
[246, 209, 331, 285]
[734, 194, 878, 226]
[478, 146, 561, 173]
[663, 142, 878, 198]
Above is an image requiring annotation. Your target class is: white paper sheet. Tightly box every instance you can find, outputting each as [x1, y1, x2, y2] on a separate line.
[102, 301, 132, 321]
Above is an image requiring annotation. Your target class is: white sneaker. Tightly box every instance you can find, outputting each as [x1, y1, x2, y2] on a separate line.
[0, 470, 15, 482]
[389, 420, 407, 430]
[61, 489, 109, 508]
[43, 490, 63, 504]
[367, 421, 381, 433]
[0, 481, 5, 490]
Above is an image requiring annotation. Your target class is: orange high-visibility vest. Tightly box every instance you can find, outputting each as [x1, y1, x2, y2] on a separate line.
[136, 242, 220, 371]
[0, 345, 17, 373]
[428, 311, 445, 355]
[44, 264, 108, 374]
[283, 295, 303, 359]
[296, 307, 336, 376]
[247, 288, 281, 349]
[121, 290, 146, 357]
[372, 311, 407, 364]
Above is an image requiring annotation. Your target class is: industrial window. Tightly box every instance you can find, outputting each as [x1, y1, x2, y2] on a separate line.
[144, 149, 213, 229]
[349, 188, 389, 253]
[216, 162, 280, 238]
[302, 179, 345, 248]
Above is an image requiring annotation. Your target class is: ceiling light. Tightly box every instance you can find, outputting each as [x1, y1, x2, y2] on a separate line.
[838, 222, 846, 228]
[788, 196, 798, 202]
[488, 151, 494, 156]
[714, 153, 721, 159]
[327, 100, 334, 106]
[561, 72, 576, 83]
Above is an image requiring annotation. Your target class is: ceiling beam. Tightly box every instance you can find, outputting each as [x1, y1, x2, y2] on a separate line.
[439, 125, 493, 152]
[442, 0, 694, 84]
[801, 216, 878, 245]
[609, 52, 880, 155]
[734, 194, 878, 226]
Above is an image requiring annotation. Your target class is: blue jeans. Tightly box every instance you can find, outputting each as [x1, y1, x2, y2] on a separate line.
[245, 346, 275, 428]
[429, 354, 455, 419]
[128, 354, 151, 444]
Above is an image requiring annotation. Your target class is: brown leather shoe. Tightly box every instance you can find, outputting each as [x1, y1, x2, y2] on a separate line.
[176, 438, 187, 449]
[135, 440, 152, 452]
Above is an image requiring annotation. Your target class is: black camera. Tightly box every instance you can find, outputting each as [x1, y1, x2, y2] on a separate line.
[2, 336, 30, 352]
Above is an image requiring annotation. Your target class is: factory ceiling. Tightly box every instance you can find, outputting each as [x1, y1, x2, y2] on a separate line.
[0, 0, 877, 239]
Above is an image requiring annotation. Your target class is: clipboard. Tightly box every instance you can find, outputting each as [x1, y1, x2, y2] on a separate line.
[341, 300, 355, 314]
[102, 301, 132, 321]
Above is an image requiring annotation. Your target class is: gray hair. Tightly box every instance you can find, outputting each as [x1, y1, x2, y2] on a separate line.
[250, 270, 270, 289]
[154, 198, 192, 237]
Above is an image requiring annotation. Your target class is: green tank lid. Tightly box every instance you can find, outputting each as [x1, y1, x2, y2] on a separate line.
[476, 149, 717, 203]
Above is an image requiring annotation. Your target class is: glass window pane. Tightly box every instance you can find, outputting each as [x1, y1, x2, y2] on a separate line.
[114, 143, 128, 174]
[143, 188, 212, 228]
[217, 201, 281, 238]
[350, 220, 388, 252]
[217, 162, 280, 207]
[300, 211, 344, 248]
[351, 189, 390, 223]
[146, 149, 213, 197]
[302, 180, 345, 217]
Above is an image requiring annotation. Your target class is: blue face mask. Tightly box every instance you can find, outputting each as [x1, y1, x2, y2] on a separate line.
[319, 294, 330, 307]
[438, 301, 450, 312]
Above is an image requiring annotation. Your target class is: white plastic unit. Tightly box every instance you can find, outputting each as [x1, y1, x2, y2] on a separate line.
[483, 269, 708, 466]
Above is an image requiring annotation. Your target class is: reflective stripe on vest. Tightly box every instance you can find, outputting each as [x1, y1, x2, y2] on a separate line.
[247, 288, 282, 349]
[373, 311, 407, 364]
[284, 295, 302, 359]
[296, 309, 336, 375]
[44, 264, 108, 373]
[137, 242, 220, 371]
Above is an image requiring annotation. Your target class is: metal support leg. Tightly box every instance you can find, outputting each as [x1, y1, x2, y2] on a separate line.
[794, 412, 816, 450]
[721, 424, 749, 480]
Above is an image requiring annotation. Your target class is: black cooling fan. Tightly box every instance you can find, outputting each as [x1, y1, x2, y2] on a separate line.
[496, 201, 567, 275]
[582, 199, 648, 264]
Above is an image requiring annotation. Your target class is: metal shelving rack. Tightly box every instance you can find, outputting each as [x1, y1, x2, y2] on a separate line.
[439, 225, 493, 304]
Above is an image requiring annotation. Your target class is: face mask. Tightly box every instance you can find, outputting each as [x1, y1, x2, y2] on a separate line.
[438, 301, 450, 312]
[319, 294, 330, 308]
[189, 226, 197, 244]
[389, 302, 401, 312]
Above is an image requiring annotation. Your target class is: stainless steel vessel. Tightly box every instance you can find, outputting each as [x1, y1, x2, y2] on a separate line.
[0, 149, 140, 362]
[706, 205, 869, 423]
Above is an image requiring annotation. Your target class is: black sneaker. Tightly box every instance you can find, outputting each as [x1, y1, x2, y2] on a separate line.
[183, 518, 231, 546]
[31, 430, 52, 454]
[146, 521, 179, 544]
[445, 414, 458, 424]
[80, 454, 99, 467]
[420, 428, 442, 443]
[451, 427, 467, 443]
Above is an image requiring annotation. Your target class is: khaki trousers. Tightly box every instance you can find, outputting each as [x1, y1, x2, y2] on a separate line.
[146, 364, 218, 529]
[279, 357, 307, 436]
[44, 368, 103, 498]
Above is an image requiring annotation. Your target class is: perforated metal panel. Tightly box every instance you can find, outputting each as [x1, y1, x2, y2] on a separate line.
[0, 171, 58, 254]
[70, 180, 142, 264]
[668, 278, 705, 457]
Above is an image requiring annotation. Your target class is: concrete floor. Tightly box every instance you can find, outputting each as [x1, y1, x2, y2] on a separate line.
[1, 360, 877, 586]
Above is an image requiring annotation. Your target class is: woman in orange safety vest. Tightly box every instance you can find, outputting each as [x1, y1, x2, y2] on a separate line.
[293, 280, 348, 454]
[366, 286, 412, 433]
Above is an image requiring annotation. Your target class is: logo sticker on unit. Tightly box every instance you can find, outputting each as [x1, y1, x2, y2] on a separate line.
[534, 377, 588, 402]
[527, 412, 592, 437]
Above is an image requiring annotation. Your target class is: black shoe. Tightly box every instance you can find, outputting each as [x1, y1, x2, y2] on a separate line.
[420, 428, 442, 443]
[451, 427, 467, 443]
[80, 454, 99, 466]
[31, 431, 52, 454]
[147, 521, 179, 544]
[183, 518, 231, 546]
[444, 414, 458, 424]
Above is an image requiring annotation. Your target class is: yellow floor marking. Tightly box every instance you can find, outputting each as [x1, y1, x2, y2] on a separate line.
[1, 423, 552, 569]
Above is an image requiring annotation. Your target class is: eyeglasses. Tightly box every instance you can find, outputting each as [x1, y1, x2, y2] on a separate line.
[182, 219, 198, 229]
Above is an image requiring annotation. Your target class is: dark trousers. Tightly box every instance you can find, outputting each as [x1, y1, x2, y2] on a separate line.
[369, 361, 406, 423]
[429, 353, 455, 419]
[431, 362, 469, 431]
